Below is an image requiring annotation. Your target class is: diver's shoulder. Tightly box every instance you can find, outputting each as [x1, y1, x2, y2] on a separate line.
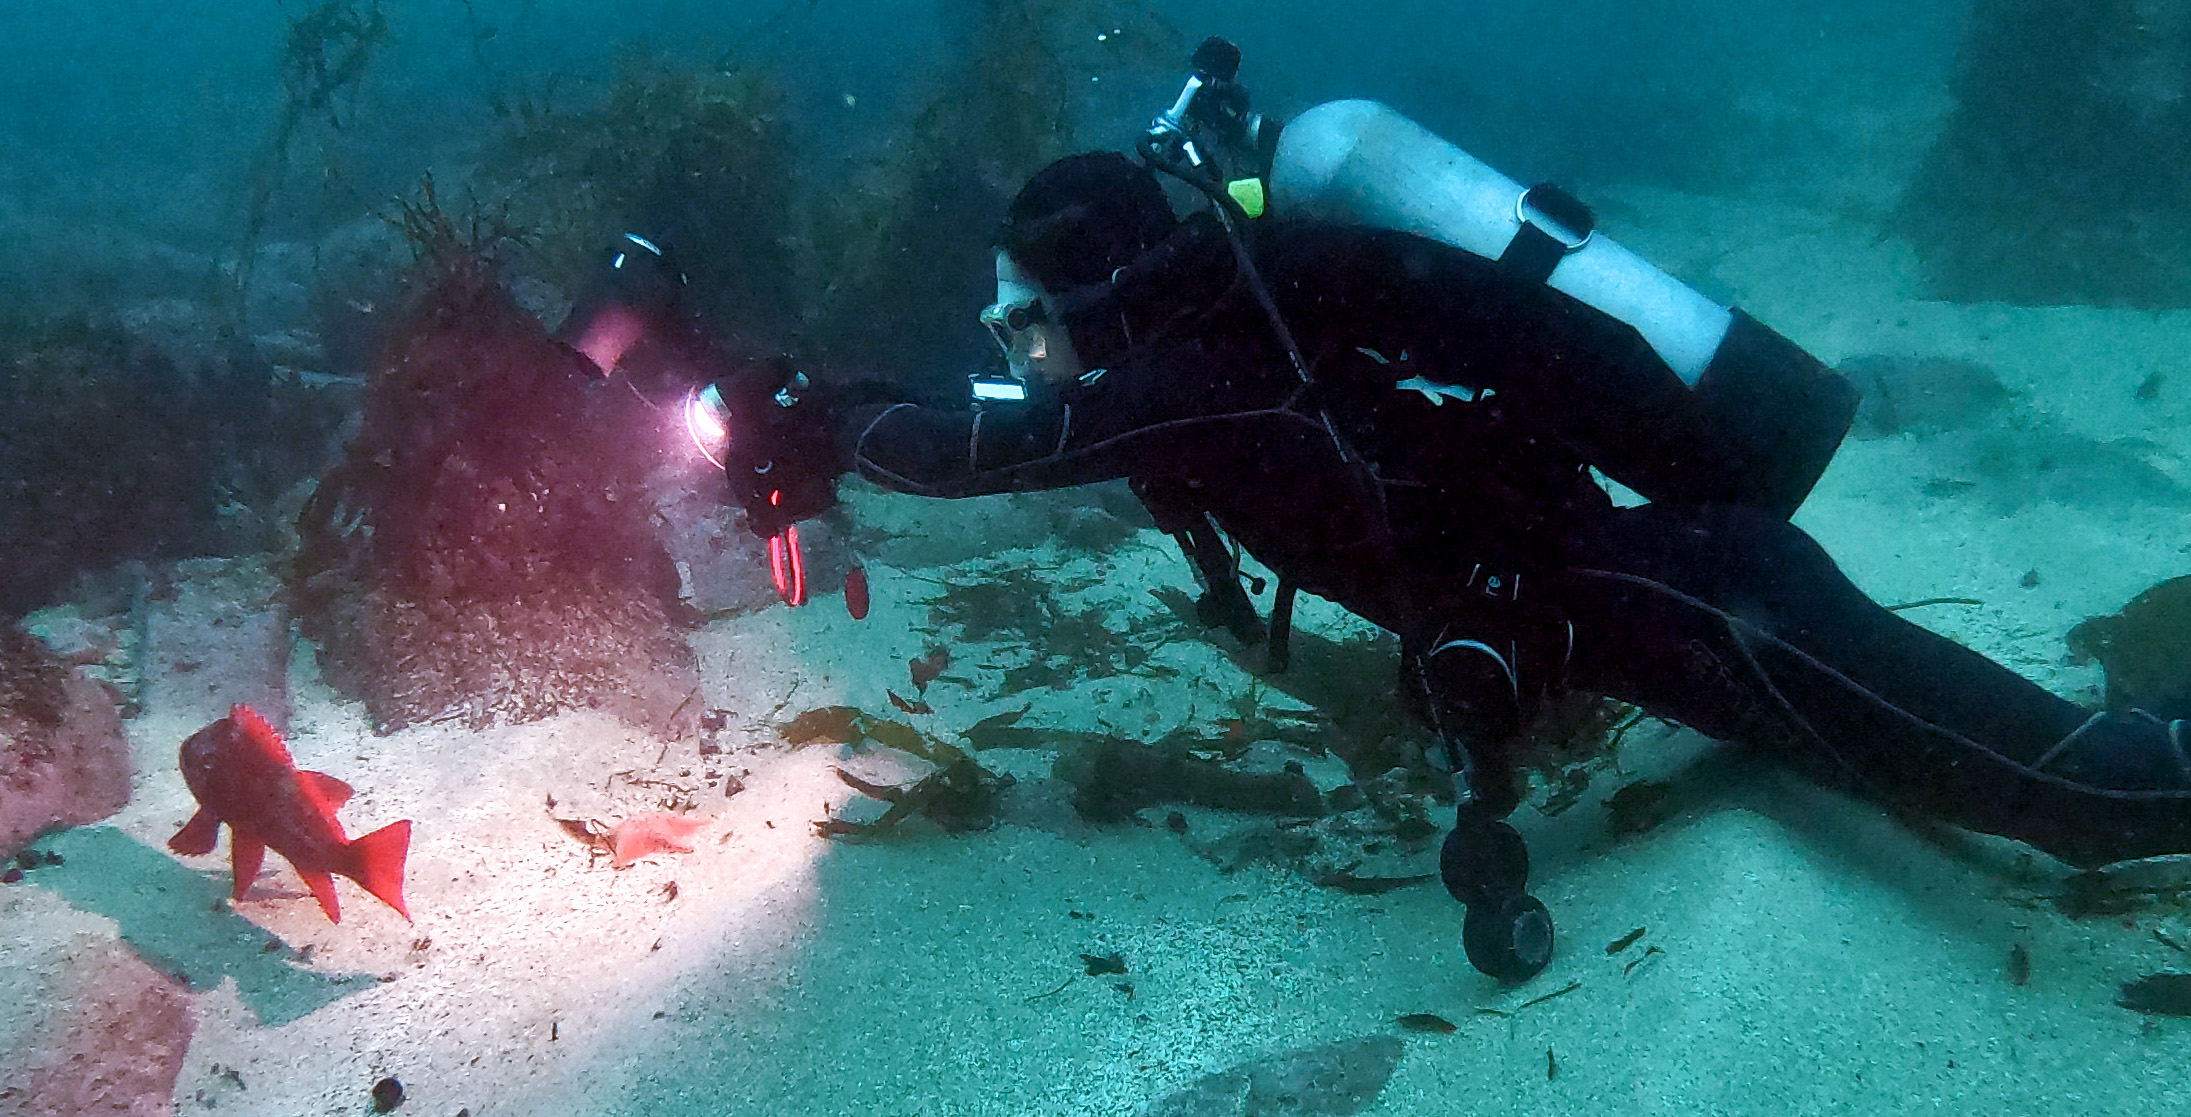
[1253, 218, 1476, 282]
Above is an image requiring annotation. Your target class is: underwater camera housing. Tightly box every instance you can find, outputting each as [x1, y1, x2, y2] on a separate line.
[1141, 37, 1281, 194]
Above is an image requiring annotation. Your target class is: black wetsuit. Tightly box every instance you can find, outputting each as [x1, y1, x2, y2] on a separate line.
[826, 216, 2191, 870]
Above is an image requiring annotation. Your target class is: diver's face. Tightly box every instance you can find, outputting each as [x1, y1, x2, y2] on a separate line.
[982, 251, 1083, 388]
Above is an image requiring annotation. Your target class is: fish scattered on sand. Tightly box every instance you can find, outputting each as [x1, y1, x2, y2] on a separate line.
[604, 812, 709, 868]
[910, 647, 951, 693]
[845, 566, 871, 620]
[1395, 1012, 1457, 1034]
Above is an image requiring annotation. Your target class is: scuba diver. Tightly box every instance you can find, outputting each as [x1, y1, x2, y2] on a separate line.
[584, 40, 2191, 983]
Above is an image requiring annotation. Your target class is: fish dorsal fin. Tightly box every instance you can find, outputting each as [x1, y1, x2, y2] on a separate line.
[229, 704, 294, 766]
[299, 770, 355, 814]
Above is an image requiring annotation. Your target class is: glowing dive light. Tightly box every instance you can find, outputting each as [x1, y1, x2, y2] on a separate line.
[685, 383, 732, 469]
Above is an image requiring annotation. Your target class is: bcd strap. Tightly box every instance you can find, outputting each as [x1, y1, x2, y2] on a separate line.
[1497, 182, 1594, 287]
[1135, 476, 1268, 649]
[1175, 514, 1265, 646]
[1265, 580, 1298, 674]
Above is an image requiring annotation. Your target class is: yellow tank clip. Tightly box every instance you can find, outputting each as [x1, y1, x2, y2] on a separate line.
[1226, 177, 1267, 218]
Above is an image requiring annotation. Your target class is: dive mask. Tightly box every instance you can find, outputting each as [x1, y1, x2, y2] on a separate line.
[972, 251, 1073, 402]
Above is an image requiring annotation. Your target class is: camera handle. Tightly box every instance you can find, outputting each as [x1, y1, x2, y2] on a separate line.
[1137, 37, 1349, 462]
[1140, 37, 1276, 190]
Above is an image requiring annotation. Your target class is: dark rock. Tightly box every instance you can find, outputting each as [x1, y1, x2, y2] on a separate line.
[1839, 355, 2010, 438]
[1, 623, 131, 859]
[8, 941, 195, 1115]
[2120, 973, 2191, 1016]
[370, 1075, 405, 1112]
[1141, 1036, 1404, 1117]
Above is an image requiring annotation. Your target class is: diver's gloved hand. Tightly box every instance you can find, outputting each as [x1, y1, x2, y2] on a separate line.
[714, 356, 844, 538]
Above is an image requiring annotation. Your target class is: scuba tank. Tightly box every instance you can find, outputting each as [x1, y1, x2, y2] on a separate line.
[1274, 101, 1732, 382]
[1264, 99, 1857, 517]
[1141, 46, 1858, 519]
[1262, 99, 1857, 517]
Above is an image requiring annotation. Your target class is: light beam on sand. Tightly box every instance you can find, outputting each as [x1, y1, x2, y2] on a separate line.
[170, 714, 859, 1117]
[570, 305, 647, 377]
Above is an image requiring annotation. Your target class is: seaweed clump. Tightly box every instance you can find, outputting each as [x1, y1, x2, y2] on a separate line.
[0, 313, 333, 615]
[292, 184, 699, 735]
[236, 0, 392, 326]
[782, 705, 1006, 837]
[0, 319, 221, 614]
[921, 558, 1184, 695]
[478, 54, 801, 343]
[1898, 3, 2191, 307]
[2068, 576, 2191, 719]
[802, 0, 1180, 384]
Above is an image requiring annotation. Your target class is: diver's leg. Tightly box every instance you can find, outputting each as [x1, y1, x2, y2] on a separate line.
[1556, 503, 2191, 868]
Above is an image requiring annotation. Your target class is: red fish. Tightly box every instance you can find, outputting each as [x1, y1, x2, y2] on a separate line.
[167, 705, 411, 924]
[844, 565, 871, 620]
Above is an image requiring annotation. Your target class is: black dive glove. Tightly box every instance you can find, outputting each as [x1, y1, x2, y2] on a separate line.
[713, 356, 843, 538]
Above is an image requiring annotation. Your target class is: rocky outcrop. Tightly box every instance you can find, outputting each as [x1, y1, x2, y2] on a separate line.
[0, 624, 130, 859]
[292, 208, 701, 737]
[0, 941, 195, 1117]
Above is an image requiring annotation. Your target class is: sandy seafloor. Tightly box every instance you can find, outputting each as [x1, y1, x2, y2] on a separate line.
[6, 178, 2191, 1117]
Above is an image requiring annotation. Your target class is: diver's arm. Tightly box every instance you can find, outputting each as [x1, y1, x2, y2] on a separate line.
[836, 370, 1277, 499]
[840, 398, 1096, 498]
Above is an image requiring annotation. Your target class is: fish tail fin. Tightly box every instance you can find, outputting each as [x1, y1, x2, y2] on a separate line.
[345, 819, 412, 921]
